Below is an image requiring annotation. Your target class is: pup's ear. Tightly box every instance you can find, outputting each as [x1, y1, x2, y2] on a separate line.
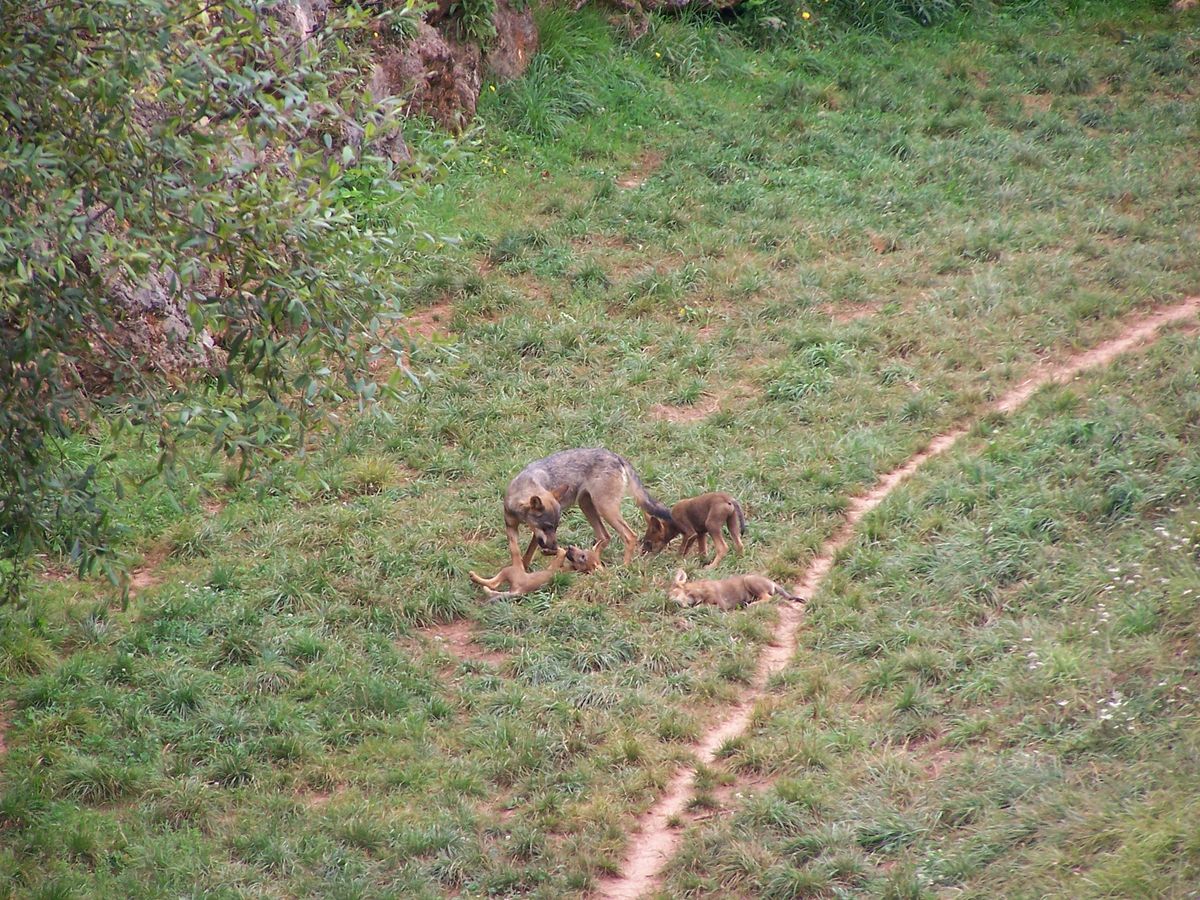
[674, 569, 688, 585]
[527, 495, 544, 512]
[550, 483, 572, 502]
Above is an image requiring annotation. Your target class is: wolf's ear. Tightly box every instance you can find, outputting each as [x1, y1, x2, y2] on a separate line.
[550, 483, 572, 502]
[527, 495, 544, 512]
[674, 569, 688, 585]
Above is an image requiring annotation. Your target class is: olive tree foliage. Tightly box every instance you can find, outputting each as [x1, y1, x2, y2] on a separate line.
[0, 0, 419, 598]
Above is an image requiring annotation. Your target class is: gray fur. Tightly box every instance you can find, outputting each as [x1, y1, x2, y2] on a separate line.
[503, 447, 673, 567]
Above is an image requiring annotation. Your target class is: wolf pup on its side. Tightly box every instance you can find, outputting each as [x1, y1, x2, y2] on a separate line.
[503, 448, 675, 568]
[470, 546, 597, 599]
[641, 491, 745, 569]
[668, 569, 802, 611]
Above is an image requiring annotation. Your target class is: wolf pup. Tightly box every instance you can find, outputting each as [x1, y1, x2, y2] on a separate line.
[668, 569, 802, 611]
[470, 546, 596, 599]
[503, 448, 674, 568]
[641, 491, 745, 569]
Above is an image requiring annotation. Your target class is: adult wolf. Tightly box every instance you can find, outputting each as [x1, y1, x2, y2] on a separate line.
[503, 448, 674, 567]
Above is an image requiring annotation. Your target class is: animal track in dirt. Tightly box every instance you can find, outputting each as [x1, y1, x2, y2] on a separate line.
[596, 294, 1200, 899]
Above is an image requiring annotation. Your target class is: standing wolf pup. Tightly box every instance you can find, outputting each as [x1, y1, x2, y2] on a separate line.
[504, 448, 675, 567]
[641, 491, 745, 569]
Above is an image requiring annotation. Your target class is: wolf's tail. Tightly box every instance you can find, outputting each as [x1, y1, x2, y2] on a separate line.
[773, 583, 804, 603]
[732, 498, 746, 538]
[621, 457, 674, 523]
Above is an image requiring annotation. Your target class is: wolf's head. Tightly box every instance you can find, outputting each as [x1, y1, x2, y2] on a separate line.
[640, 516, 680, 554]
[668, 569, 697, 607]
[564, 545, 603, 573]
[522, 485, 571, 554]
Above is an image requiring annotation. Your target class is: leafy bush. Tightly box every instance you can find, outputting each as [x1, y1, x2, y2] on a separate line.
[0, 1, 413, 598]
[450, 0, 499, 47]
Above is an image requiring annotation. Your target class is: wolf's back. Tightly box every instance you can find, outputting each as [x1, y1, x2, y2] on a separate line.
[618, 455, 673, 523]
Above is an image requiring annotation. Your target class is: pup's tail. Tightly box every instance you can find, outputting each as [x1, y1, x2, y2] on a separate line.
[772, 583, 805, 603]
[732, 498, 746, 538]
[622, 457, 674, 523]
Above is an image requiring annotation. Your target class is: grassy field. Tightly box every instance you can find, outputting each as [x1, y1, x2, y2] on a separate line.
[664, 329, 1200, 897]
[3, 1, 1199, 896]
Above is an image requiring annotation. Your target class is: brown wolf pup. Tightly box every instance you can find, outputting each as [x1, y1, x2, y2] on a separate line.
[641, 491, 746, 569]
[668, 569, 802, 611]
[503, 448, 675, 568]
[469, 546, 597, 599]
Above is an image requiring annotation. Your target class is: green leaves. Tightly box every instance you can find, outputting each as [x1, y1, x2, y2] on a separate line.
[0, 1, 410, 599]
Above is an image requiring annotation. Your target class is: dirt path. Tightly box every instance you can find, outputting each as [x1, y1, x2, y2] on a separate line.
[596, 295, 1200, 899]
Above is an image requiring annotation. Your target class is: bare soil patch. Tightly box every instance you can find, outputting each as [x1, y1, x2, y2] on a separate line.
[201, 495, 226, 516]
[0, 703, 10, 758]
[650, 380, 754, 424]
[596, 294, 1200, 899]
[296, 785, 348, 809]
[127, 545, 170, 599]
[1021, 94, 1053, 113]
[37, 560, 74, 582]
[821, 301, 881, 323]
[920, 747, 961, 780]
[650, 395, 721, 424]
[422, 618, 507, 668]
[403, 300, 457, 340]
[617, 150, 664, 190]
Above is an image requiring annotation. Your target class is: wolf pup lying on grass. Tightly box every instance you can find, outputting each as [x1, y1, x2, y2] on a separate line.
[470, 546, 600, 599]
[504, 447, 675, 568]
[641, 491, 746, 568]
[669, 569, 802, 611]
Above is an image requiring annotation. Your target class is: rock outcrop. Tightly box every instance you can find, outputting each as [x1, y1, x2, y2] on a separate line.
[367, 0, 537, 131]
[371, 21, 484, 130]
[486, 0, 540, 82]
[100, 268, 223, 383]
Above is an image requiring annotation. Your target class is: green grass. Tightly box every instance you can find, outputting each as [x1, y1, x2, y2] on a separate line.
[664, 328, 1200, 897]
[3, 1, 1200, 896]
